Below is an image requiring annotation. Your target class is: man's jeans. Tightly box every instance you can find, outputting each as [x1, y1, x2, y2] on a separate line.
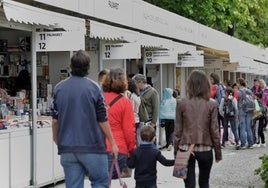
[222, 116, 239, 144]
[61, 153, 108, 188]
[239, 113, 254, 147]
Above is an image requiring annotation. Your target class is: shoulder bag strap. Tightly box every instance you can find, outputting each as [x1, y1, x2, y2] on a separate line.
[108, 159, 126, 187]
[108, 159, 115, 188]
[188, 144, 195, 152]
[107, 94, 123, 109]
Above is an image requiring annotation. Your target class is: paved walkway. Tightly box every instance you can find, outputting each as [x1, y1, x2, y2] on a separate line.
[53, 130, 268, 188]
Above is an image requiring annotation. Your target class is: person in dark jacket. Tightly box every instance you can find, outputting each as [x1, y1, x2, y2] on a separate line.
[52, 50, 118, 188]
[127, 125, 174, 188]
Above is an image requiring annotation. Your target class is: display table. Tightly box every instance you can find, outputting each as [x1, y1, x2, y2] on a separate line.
[0, 116, 64, 188]
[0, 130, 10, 188]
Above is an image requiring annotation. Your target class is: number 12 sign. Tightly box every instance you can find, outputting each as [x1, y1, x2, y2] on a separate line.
[35, 31, 85, 52]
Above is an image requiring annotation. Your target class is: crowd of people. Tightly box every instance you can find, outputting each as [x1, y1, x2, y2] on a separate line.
[51, 50, 266, 188]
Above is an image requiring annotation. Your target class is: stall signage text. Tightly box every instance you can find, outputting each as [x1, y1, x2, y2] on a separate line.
[102, 43, 140, 59]
[35, 31, 85, 52]
[144, 50, 176, 64]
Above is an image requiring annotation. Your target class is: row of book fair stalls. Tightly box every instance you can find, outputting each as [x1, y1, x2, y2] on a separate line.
[1, 0, 268, 187]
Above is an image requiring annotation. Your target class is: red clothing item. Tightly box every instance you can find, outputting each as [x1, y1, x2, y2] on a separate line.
[210, 85, 217, 99]
[104, 92, 136, 155]
[233, 90, 239, 100]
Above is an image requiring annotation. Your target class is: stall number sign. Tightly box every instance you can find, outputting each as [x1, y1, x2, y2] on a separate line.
[144, 50, 176, 64]
[177, 53, 204, 67]
[35, 31, 85, 52]
[102, 43, 141, 60]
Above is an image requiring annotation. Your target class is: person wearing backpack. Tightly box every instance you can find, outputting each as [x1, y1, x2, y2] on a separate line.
[236, 78, 255, 149]
[219, 87, 240, 149]
[210, 73, 226, 135]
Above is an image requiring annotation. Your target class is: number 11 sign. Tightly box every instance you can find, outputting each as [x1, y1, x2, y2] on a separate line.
[35, 31, 85, 52]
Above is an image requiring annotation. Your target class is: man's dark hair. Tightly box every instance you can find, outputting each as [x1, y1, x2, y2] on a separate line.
[237, 78, 246, 87]
[98, 69, 109, 83]
[70, 50, 90, 77]
[140, 126, 156, 142]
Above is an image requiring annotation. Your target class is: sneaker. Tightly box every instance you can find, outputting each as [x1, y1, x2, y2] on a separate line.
[253, 143, 261, 148]
[248, 145, 254, 149]
[167, 145, 173, 151]
[240, 146, 247, 150]
[261, 143, 266, 147]
[235, 145, 240, 150]
[221, 144, 225, 149]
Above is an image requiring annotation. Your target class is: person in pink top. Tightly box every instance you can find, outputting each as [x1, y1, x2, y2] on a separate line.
[102, 68, 136, 179]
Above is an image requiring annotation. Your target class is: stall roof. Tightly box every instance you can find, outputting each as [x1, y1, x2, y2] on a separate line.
[197, 46, 229, 61]
[89, 20, 139, 43]
[2, 0, 85, 32]
[139, 33, 174, 50]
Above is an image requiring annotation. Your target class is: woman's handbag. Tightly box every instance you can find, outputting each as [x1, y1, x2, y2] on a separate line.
[173, 144, 195, 179]
[253, 99, 264, 120]
[108, 159, 128, 188]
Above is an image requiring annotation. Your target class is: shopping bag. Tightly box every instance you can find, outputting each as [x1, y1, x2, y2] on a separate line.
[173, 144, 194, 179]
[108, 159, 128, 188]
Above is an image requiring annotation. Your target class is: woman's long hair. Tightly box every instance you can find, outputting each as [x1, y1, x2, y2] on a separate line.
[187, 70, 211, 100]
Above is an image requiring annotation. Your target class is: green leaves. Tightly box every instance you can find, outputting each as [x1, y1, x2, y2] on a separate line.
[144, 0, 268, 47]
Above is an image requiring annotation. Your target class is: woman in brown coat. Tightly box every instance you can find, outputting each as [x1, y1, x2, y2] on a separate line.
[174, 70, 222, 188]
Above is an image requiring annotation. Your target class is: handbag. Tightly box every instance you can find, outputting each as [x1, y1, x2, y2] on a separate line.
[173, 144, 195, 179]
[108, 159, 128, 188]
[253, 99, 264, 120]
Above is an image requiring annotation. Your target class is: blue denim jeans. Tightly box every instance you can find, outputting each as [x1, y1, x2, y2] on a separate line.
[222, 116, 239, 144]
[239, 113, 254, 147]
[61, 153, 108, 188]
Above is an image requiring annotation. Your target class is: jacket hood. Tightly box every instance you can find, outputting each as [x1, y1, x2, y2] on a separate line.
[162, 88, 173, 100]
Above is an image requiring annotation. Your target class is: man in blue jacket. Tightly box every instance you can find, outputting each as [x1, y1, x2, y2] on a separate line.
[52, 50, 118, 188]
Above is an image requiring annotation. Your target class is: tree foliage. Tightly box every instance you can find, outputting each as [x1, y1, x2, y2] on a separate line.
[144, 0, 268, 47]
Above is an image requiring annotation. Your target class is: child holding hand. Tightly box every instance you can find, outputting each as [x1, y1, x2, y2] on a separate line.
[127, 126, 174, 188]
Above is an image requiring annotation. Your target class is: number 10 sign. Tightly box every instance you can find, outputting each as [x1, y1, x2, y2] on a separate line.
[35, 31, 85, 52]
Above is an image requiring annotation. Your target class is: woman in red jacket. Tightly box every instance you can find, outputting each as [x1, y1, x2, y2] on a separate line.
[102, 68, 136, 179]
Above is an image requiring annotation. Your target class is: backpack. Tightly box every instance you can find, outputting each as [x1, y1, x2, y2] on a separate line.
[261, 88, 268, 107]
[223, 98, 235, 117]
[241, 89, 255, 113]
[215, 83, 225, 104]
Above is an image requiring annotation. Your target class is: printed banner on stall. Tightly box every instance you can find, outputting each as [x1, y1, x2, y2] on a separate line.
[204, 58, 222, 69]
[35, 31, 85, 52]
[102, 43, 141, 59]
[177, 51, 204, 67]
[222, 62, 238, 71]
[144, 49, 176, 64]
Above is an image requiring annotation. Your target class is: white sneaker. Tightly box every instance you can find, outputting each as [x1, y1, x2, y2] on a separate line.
[253, 143, 261, 148]
[261, 143, 266, 147]
[167, 145, 172, 151]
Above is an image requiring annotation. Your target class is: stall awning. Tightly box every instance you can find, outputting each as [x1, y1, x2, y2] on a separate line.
[89, 20, 139, 43]
[173, 42, 196, 54]
[139, 33, 173, 50]
[2, 0, 85, 32]
[197, 46, 229, 61]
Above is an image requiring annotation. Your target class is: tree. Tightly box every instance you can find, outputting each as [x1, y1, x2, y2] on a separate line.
[144, 0, 268, 47]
